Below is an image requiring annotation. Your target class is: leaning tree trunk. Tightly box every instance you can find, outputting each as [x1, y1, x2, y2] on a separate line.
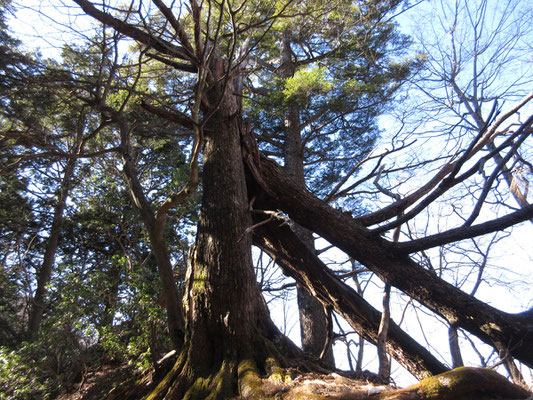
[144, 76, 301, 400]
[252, 215, 448, 379]
[251, 154, 533, 368]
[117, 116, 185, 350]
[28, 156, 76, 339]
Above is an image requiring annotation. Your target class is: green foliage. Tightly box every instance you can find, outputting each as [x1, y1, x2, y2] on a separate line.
[0, 346, 47, 400]
[0, 18, 198, 396]
[0, 264, 24, 347]
[0, 224, 174, 397]
[0, 173, 35, 347]
[245, 0, 420, 201]
[0, 336, 84, 400]
[283, 67, 333, 104]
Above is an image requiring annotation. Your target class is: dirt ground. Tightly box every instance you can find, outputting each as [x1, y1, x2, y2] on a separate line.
[55, 361, 532, 400]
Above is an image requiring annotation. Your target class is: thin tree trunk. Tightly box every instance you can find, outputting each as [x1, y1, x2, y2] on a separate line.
[279, 31, 334, 366]
[377, 283, 391, 380]
[117, 117, 185, 350]
[356, 335, 364, 373]
[27, 157, 76, 339]
[499, 348, 525, 385]
[377, 220, 399, 381]
[449, 325, 464, 368]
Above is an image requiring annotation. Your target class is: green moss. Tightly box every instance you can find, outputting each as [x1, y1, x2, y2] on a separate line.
[184, 377, 211, 400]
[182, 360, 235, 400]
[142, 351, 185, 400]
[106, 377, 140, 399]
[289, 392, 328, 399]
[396, 367, 531, 400]
[417, 374, 447, 398]
[265, 357, 284, 383]
[414, 367, 485, 399]
[191, 267, 207, 291]
[238, 359, 263, 398]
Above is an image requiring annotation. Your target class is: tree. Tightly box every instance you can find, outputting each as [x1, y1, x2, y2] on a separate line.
[407, 0, 533, 216]
[2, 0, 533, 398]
[0, 26, 196, 395]
[393, 0, 533, 380]
[245, 0, 418, 366]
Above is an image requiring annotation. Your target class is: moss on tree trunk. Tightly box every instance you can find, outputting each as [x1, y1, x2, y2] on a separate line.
[140, 76, 304, 399]
[379, 367, 531, 400]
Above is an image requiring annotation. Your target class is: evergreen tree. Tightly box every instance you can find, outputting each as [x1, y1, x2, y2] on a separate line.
[1, 0, 532, 398]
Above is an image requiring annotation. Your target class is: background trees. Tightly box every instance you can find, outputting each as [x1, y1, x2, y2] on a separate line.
[383, 0, 533, 382]
[0, 0, 532, 398]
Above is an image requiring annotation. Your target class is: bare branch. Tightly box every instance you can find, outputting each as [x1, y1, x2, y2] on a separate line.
[72, 0, 192, 61]
[396, 204, 533, 254]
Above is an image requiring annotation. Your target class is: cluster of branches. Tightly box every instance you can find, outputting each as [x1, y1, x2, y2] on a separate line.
[0, 0, 532, 397]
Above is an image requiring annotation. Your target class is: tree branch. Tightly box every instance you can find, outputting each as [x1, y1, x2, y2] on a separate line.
[396, 204, 533, 254]
[72, 0, 192, 61]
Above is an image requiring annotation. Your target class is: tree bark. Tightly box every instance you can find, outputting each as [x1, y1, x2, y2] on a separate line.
[250, 154, 533, 368]
[377, 283, 391, 380]
[486, 141, 532, 225]
[449, 325, 464, 368]
[253, 216, 448, 379]
[145, 76, 302, 400]
[117, 116, 185, 350]
[279, 30, 334, 367]
[182, 90, 261, 370]
[27, 156, 76, 339]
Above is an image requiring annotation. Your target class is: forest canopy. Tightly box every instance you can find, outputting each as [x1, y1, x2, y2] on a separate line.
[0, 0, 532, 398]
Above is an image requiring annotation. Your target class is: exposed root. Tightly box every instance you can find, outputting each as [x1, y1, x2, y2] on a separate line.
[239, 365, 393, 399]
[107, 344, 532, 400]
[377, 367, 532, 400]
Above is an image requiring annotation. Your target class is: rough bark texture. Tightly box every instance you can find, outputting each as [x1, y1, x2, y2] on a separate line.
[377, 283, 391, 380]
[182, 81, 261, 378]
[144, 78, 303, 400]
[250, 154, 533, 368]
[253, 217, 448, 379]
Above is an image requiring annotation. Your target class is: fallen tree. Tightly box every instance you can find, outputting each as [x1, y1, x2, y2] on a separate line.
[248, 152, 533, 368]
[253, 215, 448, 379]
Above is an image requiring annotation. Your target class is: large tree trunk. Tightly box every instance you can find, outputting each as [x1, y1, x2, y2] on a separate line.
[144, 77, 302, 400]
[251, 154, 533, 368]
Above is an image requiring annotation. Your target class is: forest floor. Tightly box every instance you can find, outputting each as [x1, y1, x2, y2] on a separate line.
[56, 364, 394, 400]
[54, 352, 532, 400]
[56, 363, 135, 400]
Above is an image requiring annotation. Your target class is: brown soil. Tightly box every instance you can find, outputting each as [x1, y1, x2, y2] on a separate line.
[56, 364, 134, 400]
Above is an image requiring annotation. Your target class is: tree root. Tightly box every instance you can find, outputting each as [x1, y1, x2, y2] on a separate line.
[378, 367, 532, 400]
[107, 346, 532, 400]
